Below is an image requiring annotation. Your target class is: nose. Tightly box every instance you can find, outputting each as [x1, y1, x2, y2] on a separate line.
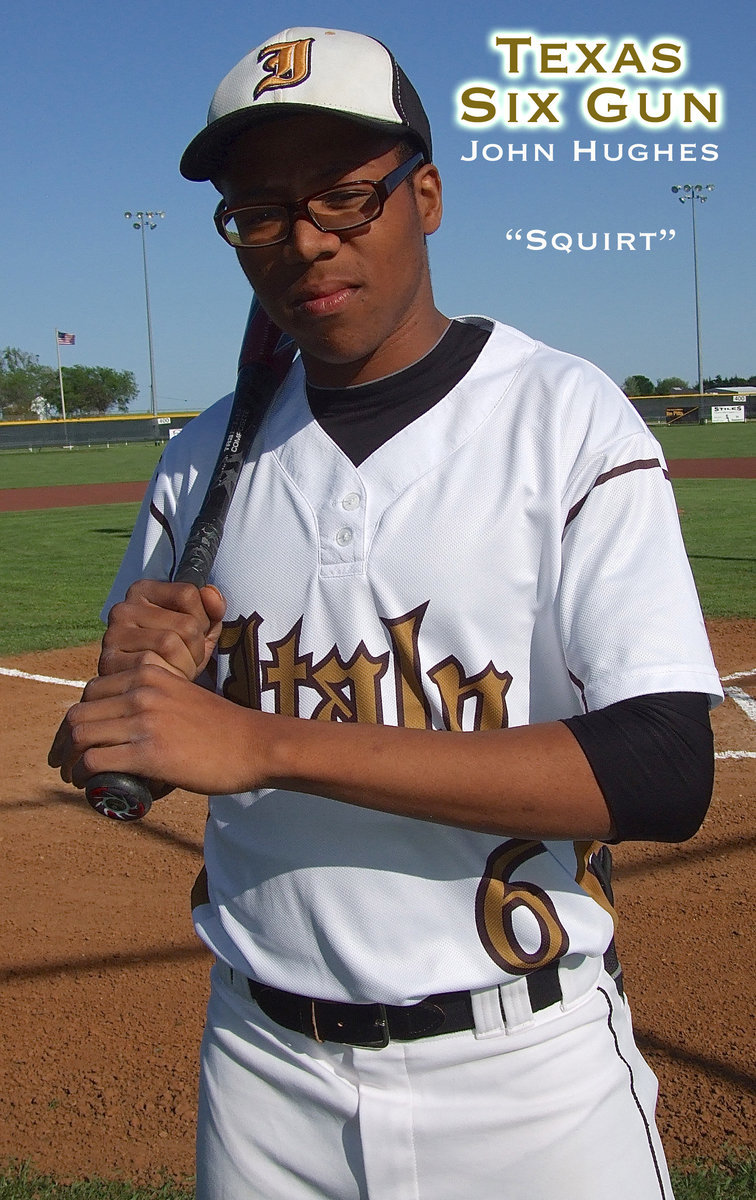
[286, 212, 342, 262]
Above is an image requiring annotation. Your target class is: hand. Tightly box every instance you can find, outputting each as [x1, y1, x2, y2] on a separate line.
[98, 580, 227, 682]
[48, 664, 265, 796]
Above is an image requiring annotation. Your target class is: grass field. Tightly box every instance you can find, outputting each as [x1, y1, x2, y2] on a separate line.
[653, 421, 756, 459]
[1, 1153, 755, 1198]
[0, 420, 753, 492]
[671, 479, 755, 618]
[0, 443, 166, 489]
[0, 505, 140, 654]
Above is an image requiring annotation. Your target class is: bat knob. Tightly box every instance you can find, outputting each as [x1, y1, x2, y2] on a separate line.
[86, 773, 154, 821]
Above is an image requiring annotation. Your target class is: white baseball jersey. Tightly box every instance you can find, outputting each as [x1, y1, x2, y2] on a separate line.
[106, 317, 722, 1005]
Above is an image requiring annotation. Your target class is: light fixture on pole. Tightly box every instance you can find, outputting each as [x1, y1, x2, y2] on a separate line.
[671, 184, 714, 396]
[124, 210, 165, 418]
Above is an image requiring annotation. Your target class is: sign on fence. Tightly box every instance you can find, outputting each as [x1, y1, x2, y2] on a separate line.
[711, 405, 745, 423]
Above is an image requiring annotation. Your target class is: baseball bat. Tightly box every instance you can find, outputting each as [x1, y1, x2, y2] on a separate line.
[85, 297, 296, 821]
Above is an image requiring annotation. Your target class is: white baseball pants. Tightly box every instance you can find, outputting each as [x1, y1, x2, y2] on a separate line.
[196, 958, 674, 1199]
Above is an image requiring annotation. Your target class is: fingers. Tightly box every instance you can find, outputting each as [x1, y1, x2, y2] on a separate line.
[100, 626, 199, 681]
[47, 665, 235, 794]
[48, 673, 147, 780]
[198, 585, 227, 672]
[99, 579, 227, 680]
[199, 584, 227, 625]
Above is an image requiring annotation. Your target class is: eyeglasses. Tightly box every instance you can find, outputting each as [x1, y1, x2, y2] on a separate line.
[214, 151, 425, 248]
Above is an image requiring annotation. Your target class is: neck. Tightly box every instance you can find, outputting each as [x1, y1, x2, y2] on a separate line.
[301, 307, 450, 388]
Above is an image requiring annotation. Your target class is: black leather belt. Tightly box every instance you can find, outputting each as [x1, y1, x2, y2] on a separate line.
[240, 963, 564, 1049]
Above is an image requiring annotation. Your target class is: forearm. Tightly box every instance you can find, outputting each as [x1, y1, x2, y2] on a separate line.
[50, 664, 611, 840]
[257, 713, 613, 841]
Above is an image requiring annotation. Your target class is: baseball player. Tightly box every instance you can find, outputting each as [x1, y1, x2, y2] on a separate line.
[50, 27, 723, 1199]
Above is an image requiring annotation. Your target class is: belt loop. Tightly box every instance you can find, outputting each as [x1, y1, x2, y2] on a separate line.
[215, 959, 252, 1001]
[557, 953, 603, 1011]
[470, 987, 507, 1039]
[497, 977, 535, 1032]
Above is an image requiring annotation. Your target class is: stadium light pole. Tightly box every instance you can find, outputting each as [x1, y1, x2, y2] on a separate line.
[124, 210, 165, 418]
[671, 184, 714, 396]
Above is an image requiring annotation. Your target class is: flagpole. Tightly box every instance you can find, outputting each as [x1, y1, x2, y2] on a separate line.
[54, 329, 70, 446]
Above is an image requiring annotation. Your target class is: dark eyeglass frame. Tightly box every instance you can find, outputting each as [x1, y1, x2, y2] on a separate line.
[214, 150, 425, 248]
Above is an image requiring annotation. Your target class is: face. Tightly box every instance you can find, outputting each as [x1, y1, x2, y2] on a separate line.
[215, 112, 446, 386]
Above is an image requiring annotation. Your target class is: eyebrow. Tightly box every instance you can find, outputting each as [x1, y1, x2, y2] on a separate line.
[230, 158, 387, 206]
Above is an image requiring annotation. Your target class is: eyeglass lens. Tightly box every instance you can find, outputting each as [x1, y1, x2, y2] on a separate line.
[225, 184, 382, 246]
[219, 151, 424, 247]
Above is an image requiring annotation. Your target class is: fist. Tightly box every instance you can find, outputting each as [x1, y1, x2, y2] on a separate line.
[99, 579, 227, 682]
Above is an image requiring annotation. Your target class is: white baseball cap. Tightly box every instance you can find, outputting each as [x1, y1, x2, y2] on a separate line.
[180, 26, 432, 182]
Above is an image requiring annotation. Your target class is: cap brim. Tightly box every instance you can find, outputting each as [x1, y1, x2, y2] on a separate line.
[180, 104, 430, 183]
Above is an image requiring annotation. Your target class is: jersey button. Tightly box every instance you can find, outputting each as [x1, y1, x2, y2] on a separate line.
[341, 492, 361, 511]
[335, 527, 353, 547]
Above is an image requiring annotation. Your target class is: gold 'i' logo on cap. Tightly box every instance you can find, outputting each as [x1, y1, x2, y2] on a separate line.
[254, 39, 315, 100]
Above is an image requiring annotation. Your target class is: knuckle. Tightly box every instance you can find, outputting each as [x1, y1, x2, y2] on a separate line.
[98, 647, 119, 674]
[107, 599, 132, 628]
[107, 600, 124, 622]
[132, 662, 168, 692]
[130, 649, 161, 671]
[69, 720, 88, 749]
[154, 628, 183, 656]
[173, 581, 200, 607]
[130, 665, 153, 691]
[125, 579, 150, 601]
[79, 749, 102, 777]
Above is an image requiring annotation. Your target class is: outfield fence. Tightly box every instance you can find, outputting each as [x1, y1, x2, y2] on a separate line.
[0, 412, 199, 451]
[0, 394, 754, 452]
[628, 393, 755, 425]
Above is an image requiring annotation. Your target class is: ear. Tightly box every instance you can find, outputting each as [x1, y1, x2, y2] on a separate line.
[414, 164, 443, 235]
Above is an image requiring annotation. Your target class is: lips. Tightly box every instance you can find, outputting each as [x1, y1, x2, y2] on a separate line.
[290, 283, 359, 318]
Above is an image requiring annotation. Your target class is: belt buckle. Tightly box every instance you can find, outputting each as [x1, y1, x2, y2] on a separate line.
[357, 1003, 390, 1050]
[311, 999, 390, 1049]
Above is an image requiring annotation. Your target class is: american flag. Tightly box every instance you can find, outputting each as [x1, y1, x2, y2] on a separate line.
[56, 331, 75, 345]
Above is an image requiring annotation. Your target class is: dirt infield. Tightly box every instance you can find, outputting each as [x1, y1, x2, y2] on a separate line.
[0, 455, 754, 512]
[0, 620, 754, 1184]
[666, 458, 756, 479]
[0, 482, 149, 512]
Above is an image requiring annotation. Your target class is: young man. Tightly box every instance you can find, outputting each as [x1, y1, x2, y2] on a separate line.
[51, 27, 722, 1199]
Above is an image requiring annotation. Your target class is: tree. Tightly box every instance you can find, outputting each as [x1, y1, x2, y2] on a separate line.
[655, 377, 691, 395]
[0, 348, 138, 420]
[55, 364, 138, 416]
[0, 347, 56, 420]
[704, 373, 756, 389]
[621, 375, 654, 397]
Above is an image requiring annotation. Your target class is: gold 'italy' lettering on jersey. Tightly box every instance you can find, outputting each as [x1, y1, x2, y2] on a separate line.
[216, 602, 512, 731]
[261, 619, 312, 716]
[574, 840, 618, 926]
[428, 656, 513, 732]
[308, 642, 390, 723]
[382, 604, 434, 730]
[217, 613, 264, 710]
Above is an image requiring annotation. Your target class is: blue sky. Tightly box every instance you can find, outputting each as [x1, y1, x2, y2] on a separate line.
[1, 0, 753, 412]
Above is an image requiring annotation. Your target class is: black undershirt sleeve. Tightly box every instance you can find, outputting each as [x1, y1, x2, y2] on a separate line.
[562, 692, 714, 843]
